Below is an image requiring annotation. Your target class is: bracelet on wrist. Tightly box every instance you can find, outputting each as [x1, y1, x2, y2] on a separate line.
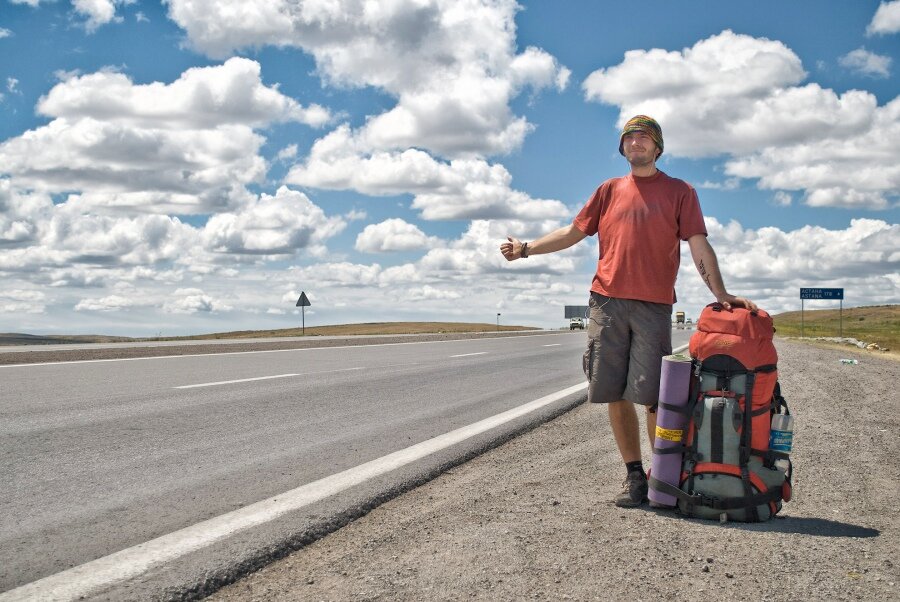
[521, 241, 529, 258]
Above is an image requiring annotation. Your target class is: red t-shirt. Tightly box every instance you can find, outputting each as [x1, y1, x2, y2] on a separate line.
[573, 170, 707, 305]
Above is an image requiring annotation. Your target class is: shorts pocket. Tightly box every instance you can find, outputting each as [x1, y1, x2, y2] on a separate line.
[582, 339, 595, 382]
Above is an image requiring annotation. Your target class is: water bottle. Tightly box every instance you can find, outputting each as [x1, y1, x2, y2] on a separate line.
[769, 413, 793, 473]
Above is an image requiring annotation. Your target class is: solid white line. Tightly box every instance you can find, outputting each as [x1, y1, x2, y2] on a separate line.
[673, 343, 689, 354]
[543, 344, 562, 347]
[450, 352, 488, 358]
[174, 373, 299, 389]
[0, 381, 588, 602]
[0, 333, 570, 369]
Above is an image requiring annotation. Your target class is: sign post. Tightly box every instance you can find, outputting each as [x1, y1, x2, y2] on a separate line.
[296, 292, 311, 335]
[799, 288, 844, 338]
[496, 313, 501, 332]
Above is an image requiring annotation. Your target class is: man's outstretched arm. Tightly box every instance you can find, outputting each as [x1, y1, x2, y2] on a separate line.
[687, 234, 757, 311]
[500, 224, 587, 261]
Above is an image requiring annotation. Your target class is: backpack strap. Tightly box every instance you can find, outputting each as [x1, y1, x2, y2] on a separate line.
[699, 486, 783, 511]
[681, 359, 704, 514]
[658, 401, 693, 415]
[648, 477, 783, 511]
[739, 371, 760, 522]
[652, 445, 690, 455]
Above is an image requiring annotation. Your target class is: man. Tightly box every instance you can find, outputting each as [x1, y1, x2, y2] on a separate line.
[499, 115, 756, 507]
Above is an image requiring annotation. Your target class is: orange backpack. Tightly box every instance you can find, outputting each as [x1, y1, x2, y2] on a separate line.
[655, 303, 793, 521]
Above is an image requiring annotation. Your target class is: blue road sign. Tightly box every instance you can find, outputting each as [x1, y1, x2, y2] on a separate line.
[800, 288, 844, 300]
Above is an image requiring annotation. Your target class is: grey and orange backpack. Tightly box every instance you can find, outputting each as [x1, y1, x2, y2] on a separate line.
[651, 303, 793, 522]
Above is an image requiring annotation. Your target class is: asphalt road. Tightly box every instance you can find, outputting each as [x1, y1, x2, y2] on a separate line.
[1, 328, 692, 599]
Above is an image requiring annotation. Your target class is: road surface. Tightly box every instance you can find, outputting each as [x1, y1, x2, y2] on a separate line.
[1, 329, 691, 599]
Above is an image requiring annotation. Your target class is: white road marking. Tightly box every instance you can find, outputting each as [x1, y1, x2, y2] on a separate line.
[174, 374, 299, 389]
[0, 381, 588, 602]
[450, 352, 488, 358]
[0, 332, 572, 369]
[674, 343, 689, 354]
[173, 367, 366, 389]
[543, 344, 562, 347]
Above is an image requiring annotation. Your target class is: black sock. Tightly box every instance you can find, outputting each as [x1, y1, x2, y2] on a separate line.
[626, 461, 644, 475]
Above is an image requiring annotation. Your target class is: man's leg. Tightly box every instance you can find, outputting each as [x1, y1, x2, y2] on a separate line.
[583, 294, 648, 507]
[608, 399, 641, 462]
[608, 400, 657, 461]
[608, 399, 649, 507]
[646, 406, 657, 450]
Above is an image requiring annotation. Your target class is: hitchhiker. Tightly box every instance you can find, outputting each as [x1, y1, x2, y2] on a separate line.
[499, 115, 757, 507]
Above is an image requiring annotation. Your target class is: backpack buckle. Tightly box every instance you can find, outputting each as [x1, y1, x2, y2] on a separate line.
[696, 492, 719, 508]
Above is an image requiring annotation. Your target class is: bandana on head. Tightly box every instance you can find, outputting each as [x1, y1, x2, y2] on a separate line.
[618, 115, 663, 158]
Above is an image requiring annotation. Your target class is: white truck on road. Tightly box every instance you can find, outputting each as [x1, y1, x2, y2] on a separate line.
[569, 317, 585, 330]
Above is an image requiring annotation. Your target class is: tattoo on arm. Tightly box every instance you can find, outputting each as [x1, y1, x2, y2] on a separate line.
[698, 259, 712, 289]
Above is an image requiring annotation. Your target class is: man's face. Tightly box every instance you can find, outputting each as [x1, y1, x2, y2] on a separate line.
[622, 130, 659, 166]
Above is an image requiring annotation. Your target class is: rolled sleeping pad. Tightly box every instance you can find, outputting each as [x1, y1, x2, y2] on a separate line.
[649, 353, 693, 507]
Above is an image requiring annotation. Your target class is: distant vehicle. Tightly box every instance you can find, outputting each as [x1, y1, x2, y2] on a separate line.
[686, 318, 693, 324]
[675, 311, 686, 324]
[569, 317, 585, 330]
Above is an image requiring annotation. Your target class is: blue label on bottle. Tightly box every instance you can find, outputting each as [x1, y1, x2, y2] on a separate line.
[769, 430, 793, 453]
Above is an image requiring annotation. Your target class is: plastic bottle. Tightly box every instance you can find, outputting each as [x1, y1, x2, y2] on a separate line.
[769, 414, 794, 473]
[839, 359, 859, 365]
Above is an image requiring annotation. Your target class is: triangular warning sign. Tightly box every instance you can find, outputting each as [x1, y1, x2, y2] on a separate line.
[296, 292, 311, 307]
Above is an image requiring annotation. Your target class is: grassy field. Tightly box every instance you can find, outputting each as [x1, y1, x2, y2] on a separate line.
[158, 322, 537, 340]
[772, 304, 899, 352]
[0, 322, 537, 346]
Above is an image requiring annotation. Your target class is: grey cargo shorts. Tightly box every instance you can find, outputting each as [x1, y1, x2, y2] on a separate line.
[582, 292, 673, 406]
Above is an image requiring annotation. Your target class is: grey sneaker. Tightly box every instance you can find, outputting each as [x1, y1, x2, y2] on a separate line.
[614, 471, 648, 507]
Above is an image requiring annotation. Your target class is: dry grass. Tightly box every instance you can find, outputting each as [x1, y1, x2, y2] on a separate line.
[157, 322, 537, 340]
[0, 322, 538, 346]
[772, 304, 899, 354]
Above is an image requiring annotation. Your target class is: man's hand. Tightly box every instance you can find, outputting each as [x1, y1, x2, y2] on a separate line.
[500, 236, 523, 261]
[717, 293, 758, 312]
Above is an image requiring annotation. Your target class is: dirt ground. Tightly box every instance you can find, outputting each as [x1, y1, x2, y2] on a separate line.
[208, 339, 899, 602]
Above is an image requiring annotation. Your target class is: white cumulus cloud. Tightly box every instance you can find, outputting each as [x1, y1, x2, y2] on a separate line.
[582, 29, 899, 211]
[0, 58, 331, 215]
[163, 288, 231, 314]
[73, 0, 119, 31]
[674, 217, 900, 317]
[867, 0, 900, 35]
[0, 179, 345, 293]
[165, 0, 568, 160]
[355, 218, 440, 253]
[772, 191, 793, 206]
[75, 294, 141, 312]
[202, 186, 346, 256]
[839, 48, 892, 77]
[286, 125, 569, 221]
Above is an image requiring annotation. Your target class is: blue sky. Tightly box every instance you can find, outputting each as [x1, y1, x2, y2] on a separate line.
[1, 0, 898, 336]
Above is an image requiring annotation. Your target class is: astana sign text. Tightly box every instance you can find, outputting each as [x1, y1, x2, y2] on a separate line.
[800, 288, 844, 300]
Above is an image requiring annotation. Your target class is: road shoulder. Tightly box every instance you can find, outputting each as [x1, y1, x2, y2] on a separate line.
[210, 339, 899, 601]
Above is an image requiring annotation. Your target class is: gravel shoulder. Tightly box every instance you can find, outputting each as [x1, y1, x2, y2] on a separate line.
[208, 339, 900, 602]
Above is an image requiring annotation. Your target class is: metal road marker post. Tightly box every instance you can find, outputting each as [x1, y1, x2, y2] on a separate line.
[296, 291, 311, 335]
